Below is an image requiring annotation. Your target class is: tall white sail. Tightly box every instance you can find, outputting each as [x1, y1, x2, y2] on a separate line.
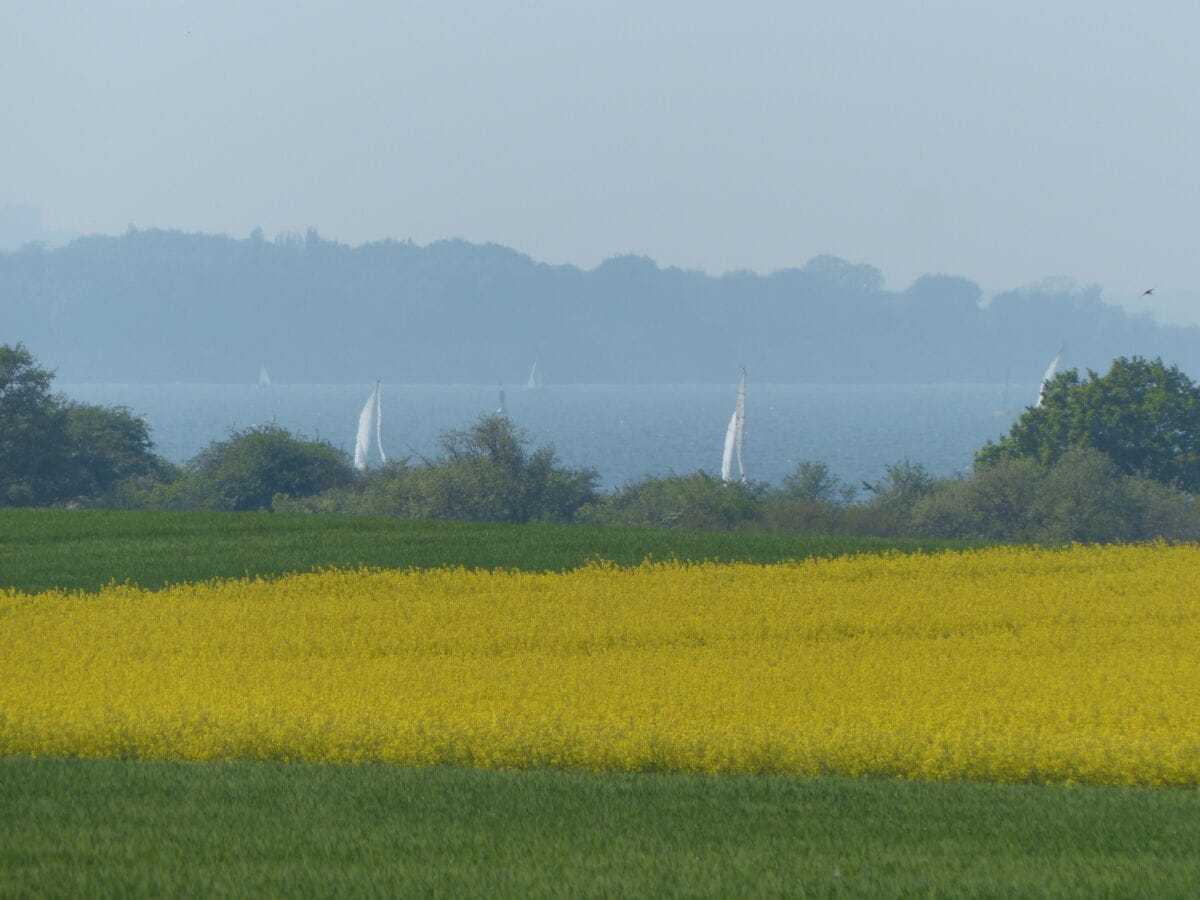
[527, 361, 543, 389]
[1037, 347, 1064, 408]
[721, 368, 747, 483]
[354, 382, 379, 471]
[258, 365, 271, 386]
[735, 368, 746, 481]
[721, 410, 738, 482]
[374, 381, 387, 465]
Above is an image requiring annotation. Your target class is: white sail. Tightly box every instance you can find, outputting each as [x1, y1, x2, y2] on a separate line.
[353, 380, 388, 469]
[721, 368, 747, 483]
[733, 368, 746, 482]
[497, 388, 507, 414]
[721, 410, 738, 482]
[527, 361, 543, 389]
[374, 381, 387, 465]
[258, 365, 271, 386]
[354, 382, 378, 471]
[1037, 348, 1063, 408]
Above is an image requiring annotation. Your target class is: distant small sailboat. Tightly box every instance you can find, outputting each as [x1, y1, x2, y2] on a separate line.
[1036, 345, 1065, 408]
[258, 365, 271, 387]
[496, 388, 507, 414]
[994, 368, 1013, 418]
[527, 361, 544, 389]
[354, 380, 387, 471]
[721, 368, 747, 484]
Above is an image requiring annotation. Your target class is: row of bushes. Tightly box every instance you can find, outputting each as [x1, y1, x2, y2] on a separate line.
[572, 450, 1200, 542]
[120, 416, 1197, 543]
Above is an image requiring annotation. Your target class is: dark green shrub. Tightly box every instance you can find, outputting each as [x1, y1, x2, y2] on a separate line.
[154, 425, 354, 511]
[861, 460, 939, 530]
[277, 417, 598, 525]
[779, 461, 856, 506]
[910, 457, 1043, 541]
[579, 472, 765, 530]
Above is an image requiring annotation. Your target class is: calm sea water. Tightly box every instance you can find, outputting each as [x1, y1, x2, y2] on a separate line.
[60, 382, 1034, 491]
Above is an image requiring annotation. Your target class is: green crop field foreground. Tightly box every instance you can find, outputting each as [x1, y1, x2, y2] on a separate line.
[3, 759, 1199, 897]
[3, 509, 1199, 896]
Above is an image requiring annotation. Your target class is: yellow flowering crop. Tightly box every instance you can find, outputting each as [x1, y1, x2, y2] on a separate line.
[2, 545, 1198, 785]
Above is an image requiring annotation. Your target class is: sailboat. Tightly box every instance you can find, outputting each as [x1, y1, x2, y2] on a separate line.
[496, 388, 507, 415]
[721, 368, 747, 484]
[258, 365, 271, 387]
[527, 361, 544, 389]
[1036, 345, 1065, 408]
[354, 380, 387, 471]
[994, 368, 1013, 418]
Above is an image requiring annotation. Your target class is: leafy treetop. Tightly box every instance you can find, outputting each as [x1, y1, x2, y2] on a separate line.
[977, 356, 1200, 493]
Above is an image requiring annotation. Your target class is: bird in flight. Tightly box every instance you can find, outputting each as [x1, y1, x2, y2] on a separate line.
[1142, 287, 1155, 296]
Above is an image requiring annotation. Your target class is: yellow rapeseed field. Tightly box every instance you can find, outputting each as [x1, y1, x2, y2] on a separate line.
[2, 545, 1198, 785]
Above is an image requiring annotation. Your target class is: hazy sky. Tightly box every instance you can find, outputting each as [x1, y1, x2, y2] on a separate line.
[4, 1, 1200, 322]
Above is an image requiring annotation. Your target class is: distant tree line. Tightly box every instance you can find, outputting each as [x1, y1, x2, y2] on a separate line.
[3, 344, 1198, 543]
[3, 229, 1199, 384]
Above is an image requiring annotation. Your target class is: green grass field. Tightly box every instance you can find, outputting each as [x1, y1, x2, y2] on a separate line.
[3, 758, 1198, 897]
[0, 508, 975, 594]
[5, 509, 1195, 895]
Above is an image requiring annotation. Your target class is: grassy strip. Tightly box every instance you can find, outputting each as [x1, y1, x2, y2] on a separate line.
[0, 509, 975, 593]
[2, 758, 1197, 896]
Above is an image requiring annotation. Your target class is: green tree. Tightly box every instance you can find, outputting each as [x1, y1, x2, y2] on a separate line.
[860, 460, 939, 531]
[411, 415, 598, 523]
[1118, 472, 1200, 541]
[977, 356, 1200, 492]
[0, 344, 71, 505]
[2, 343, 172, 506]
[156, 425, 354, 511]
[779, 460, 856, 506]
[1030, 446, 1133, 542]
[757, 461, 854, 534]
[909, 456, 1044, 541]
[63, 402, 171, 502]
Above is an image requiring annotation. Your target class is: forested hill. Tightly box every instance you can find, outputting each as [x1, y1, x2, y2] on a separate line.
[2, 228, 1195, 384]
